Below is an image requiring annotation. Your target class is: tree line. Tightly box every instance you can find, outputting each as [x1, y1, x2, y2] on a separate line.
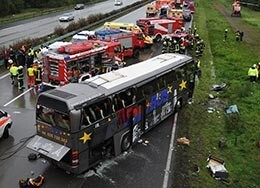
[0, 0, 94, 17]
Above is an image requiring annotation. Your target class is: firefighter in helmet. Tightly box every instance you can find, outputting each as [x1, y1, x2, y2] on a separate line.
[17, 66, 25, 90]
[173, 40, 180, 53]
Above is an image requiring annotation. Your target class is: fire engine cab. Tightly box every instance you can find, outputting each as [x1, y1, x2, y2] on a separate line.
[41, 40, 123, 87]
[136, 17, 183, 42]
[95, 29, 145, 58]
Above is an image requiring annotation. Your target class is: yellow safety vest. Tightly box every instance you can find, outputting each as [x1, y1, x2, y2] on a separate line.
[27, 67, 34, 76]
[10, 66, 19, 76]
[248, 68, 258, 77]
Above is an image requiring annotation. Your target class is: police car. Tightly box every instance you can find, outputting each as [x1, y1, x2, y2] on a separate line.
[0, 109, 12, 139]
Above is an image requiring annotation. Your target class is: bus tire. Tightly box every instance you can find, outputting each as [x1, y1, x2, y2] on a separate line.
[3, 126, 9, 139]
[155, 34, 162, 42]
[121, 133, 132, 152]
[133, 49, 140, 58]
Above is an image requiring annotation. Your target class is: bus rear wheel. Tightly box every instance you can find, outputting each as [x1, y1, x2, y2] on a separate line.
[121, 133, 132, 152]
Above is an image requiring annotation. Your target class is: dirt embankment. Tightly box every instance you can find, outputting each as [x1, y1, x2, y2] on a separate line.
[214, 2, 260, 55]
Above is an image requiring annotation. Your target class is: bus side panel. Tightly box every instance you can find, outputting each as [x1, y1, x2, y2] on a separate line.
[113, 104, 144, 156]
[78, 148, 90, 173]
[144, 88, 174, 130]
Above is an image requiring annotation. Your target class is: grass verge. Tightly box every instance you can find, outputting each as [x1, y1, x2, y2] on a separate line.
[174, 0, 260, 187]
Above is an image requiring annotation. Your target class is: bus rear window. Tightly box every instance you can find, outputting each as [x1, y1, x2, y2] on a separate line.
[36, 105, 70, 131]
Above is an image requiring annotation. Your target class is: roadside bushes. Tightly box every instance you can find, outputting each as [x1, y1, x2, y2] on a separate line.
[54, 26, 66, 36]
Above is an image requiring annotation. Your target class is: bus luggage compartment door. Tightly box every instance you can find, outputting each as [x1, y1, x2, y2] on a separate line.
[27, 135, 70, 161]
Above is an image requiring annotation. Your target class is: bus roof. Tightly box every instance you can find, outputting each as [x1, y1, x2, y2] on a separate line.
[38, 53, 192, 111]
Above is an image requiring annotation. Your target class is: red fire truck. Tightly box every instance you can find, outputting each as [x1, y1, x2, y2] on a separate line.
[95, 29, 145, 58]
[41, 40, 123, 87]
[136, 17, 183, 42]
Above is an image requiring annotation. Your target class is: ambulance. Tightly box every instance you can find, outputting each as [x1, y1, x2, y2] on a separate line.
[0, 109, 12, 139]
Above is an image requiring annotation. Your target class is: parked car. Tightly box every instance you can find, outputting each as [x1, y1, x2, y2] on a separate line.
[74, 4, 85, 10]
[72, 30, 96, 42]
[59, 13, 74, 22]
[114, 0, 123, 6]
[0, 109, 12, 139]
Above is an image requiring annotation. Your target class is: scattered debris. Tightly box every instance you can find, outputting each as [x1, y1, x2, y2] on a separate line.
[210, 83, 227, 91]
[206, 155, 229, 180]
[208, 94, 215, 99]
[28, 153, 39, 161]
[192, 164, 200, 177]
[19, 174, 45, 188]
[207, 107, 215, 113]
[138, 139, 149, 146]
[218, 137, 227, 148]
[225, 104, 239, 115]
[177, 137, 190, 145]
[41, 159, 47, 164]
[225, 104, 240, 126]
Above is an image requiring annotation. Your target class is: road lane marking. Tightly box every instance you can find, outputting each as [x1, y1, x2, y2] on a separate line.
[3, 87, 33, 107]
[162, 113, 178, 188]
[0, 73, 9, 80]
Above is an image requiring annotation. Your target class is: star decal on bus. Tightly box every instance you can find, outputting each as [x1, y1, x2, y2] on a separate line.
[167, 85, 173, 93]
[179, 80, 187, 90]
[80, 132, 92, 144]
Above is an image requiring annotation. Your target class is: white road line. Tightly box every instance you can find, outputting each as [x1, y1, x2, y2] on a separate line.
[3, 87, 33, 107]
[0, 73, 9, 80]
[162, 113, 178, 188]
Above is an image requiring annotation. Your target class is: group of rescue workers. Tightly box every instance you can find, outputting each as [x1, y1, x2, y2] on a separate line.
[7, 45, 43, 91]
[161, 26, 205, 57]
[161, 26, 203, 77]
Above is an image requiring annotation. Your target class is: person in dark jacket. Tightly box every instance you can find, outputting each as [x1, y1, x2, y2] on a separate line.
[9, 47, 17, 65]
[17, 49, 26, 67]
[3, 49, 9, 69]
[17, 66, 25, 90]
[240, 31, 244, 41]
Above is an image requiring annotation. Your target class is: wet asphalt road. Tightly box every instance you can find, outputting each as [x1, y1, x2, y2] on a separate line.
[0, 2, 193, 188]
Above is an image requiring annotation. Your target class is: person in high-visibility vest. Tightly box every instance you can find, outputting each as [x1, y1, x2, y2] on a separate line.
[35, 64, 42, 87]
[235, 30, 240, 41]
[248, 64, 258, 82]
[27, 64, 35, 88]
[9, 59, 19, 85]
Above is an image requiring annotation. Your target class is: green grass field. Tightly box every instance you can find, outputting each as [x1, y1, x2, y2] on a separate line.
[177, 0, 260, 187]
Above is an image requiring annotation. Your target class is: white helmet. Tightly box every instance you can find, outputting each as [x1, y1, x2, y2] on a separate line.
[19, 66, 23, 69]
[8, 59, 13, 64]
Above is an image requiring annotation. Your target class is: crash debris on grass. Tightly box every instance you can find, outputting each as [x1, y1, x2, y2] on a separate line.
[206, 155, 229, 181]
